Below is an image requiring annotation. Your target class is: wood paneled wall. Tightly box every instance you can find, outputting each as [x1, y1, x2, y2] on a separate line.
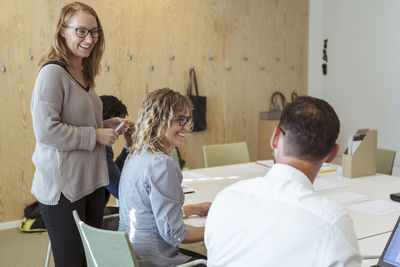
[0, 0, 308, 223]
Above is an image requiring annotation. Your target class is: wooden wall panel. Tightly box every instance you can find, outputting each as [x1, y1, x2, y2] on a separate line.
[0, 0, 308, 222]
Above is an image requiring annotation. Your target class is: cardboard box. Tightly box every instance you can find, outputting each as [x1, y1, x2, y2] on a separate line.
[342, 129, 377, 178]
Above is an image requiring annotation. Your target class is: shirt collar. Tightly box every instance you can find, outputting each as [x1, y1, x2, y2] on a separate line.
[266, 163, 314, 190]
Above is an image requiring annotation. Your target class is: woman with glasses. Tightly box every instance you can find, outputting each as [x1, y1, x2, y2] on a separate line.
[119, 88, 210, 266]
[31, 2, 124, 266]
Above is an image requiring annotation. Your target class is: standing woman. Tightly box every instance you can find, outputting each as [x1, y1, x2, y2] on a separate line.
[31, 2, 122, 266]
[119, 88, 211, 266]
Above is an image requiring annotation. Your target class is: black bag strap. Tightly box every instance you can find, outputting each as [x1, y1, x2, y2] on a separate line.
[187, 69, 199, 97]
[269, 91, 287, 111]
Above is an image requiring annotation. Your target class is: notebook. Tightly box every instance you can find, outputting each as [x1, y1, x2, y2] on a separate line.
[372, 216, 400, 267]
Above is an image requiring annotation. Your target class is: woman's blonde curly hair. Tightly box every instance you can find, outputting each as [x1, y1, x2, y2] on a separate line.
[37, 2, 105, 88]
[130, 88, 193, 156]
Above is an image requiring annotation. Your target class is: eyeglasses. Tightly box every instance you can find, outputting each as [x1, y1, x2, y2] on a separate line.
[64, 25, 102, 38]
[177, 116, 192, 127]
[279, 127, 286, 136]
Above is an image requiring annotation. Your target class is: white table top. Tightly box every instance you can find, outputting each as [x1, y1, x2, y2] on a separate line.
[359, 232, 391, 267]
[183, 162, 400, 241]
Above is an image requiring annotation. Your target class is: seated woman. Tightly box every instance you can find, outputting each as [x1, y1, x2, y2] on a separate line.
[118, 88, 210, 266]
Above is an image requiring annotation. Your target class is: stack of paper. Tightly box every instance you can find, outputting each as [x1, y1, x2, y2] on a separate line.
[319, 163, 337, 173]
[325, 191, 368, 205]
[313, 178, 347, 192]
[348, 199, 400, 216]
[256, 160, 274, 168]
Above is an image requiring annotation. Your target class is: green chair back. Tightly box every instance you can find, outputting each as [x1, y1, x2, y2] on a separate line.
[72, 210, 138, 267]
[376, 148, 396, 175]
[203, 142, 250, 168]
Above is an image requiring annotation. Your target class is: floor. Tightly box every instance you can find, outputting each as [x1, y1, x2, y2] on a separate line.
[0, 227, 54, 267]
[0, 226, 206, 267]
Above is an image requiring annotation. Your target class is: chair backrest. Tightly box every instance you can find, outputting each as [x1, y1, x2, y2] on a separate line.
[376, 148, 396, 175]
[203, 142, 250, 168]
[72, 210, 138, 267]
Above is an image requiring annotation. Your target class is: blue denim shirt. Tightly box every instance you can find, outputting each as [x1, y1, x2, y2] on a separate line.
[118, 150, 190, 266]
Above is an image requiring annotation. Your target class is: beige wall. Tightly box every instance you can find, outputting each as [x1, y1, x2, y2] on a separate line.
[0, 0, 308, 223]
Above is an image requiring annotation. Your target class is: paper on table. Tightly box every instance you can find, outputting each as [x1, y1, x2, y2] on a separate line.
[229, 162, 269, 173]
[348, 199, 400, 216]
[184, 216, 207, 227]
[182, 172, 211, 181]
[313, 178, 347, 192]
[256, 160, 274, 168]
[319, 163, 337, 173]
[326, 191, 369, 204]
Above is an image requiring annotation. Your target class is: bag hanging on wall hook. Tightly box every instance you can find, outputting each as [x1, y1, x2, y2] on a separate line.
[186, 68, 207, 131]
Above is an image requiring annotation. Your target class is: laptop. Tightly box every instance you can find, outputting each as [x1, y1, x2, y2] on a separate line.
[372, 216, 400, 267]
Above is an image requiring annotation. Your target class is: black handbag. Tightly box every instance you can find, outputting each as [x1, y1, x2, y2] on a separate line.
[187, 68, 207, 132]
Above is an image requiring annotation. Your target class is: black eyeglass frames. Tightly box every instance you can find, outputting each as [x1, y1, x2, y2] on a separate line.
[177, 116, 192, 127]
[63, 25, 102, 38]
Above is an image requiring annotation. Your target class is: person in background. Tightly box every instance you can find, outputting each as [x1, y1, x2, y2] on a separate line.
[99, 95, 134, 206]
[30, 2, 124, 266]
[118, 88, 210, 266]
[205, 96, 362, 267]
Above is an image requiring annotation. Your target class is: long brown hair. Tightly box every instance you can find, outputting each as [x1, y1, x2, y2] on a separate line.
[37, 2, 105, 88]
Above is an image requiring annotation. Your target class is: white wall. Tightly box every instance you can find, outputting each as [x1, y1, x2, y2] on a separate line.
[309, 0, 400, 175]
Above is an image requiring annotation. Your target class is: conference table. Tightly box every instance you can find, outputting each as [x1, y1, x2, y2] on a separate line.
[182, 162, 400, 266]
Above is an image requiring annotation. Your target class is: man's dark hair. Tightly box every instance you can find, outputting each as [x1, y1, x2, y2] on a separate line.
[100, 95, 128, 120]
[278, 96, 340, 161]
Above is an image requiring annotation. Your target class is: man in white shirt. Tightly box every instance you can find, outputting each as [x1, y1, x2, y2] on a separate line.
[204, 96, 361, 267]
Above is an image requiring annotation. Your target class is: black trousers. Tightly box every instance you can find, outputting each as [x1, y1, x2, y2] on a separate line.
[39, 187, 105, 267]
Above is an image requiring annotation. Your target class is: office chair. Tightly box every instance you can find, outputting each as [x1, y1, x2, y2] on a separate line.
[376, 148, 396, 175]
[72, 210, 207, 267]
[203, 142, 250, 168]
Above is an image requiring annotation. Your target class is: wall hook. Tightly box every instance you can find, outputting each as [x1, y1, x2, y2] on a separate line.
[208, 50, 214, 60]
[258, 59, 265, 70]
[243, 51, 249, 61]
[148, 59, 154, 71]
[127, 49, 133, 61]
[1, 59, 6, 72]
[169, 50, 175, 60]
[225, 59, 231, 70]
[189, 60, 194, 70]
[28, 47, 33, 60]
[274, 51, 280, 61]
[289, 60, 295, 70]
[104, 60, 110, 71]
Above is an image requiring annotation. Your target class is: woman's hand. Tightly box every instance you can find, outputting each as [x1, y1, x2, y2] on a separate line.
[95, 128, 118, 146]
[123, 120, 135, 147]
[183, 202, 211, 218]
[103, 117, 125, 129]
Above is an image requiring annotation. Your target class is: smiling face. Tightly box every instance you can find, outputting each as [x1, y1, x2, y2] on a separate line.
[164, 110, 191, 149]
[61, 11, 98, 63]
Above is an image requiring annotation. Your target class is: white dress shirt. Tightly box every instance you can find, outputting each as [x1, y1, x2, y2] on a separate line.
[205, 163, 361, 267]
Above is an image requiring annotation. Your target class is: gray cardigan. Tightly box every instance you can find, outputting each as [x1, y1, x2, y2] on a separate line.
[31, 64, 108, 205]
